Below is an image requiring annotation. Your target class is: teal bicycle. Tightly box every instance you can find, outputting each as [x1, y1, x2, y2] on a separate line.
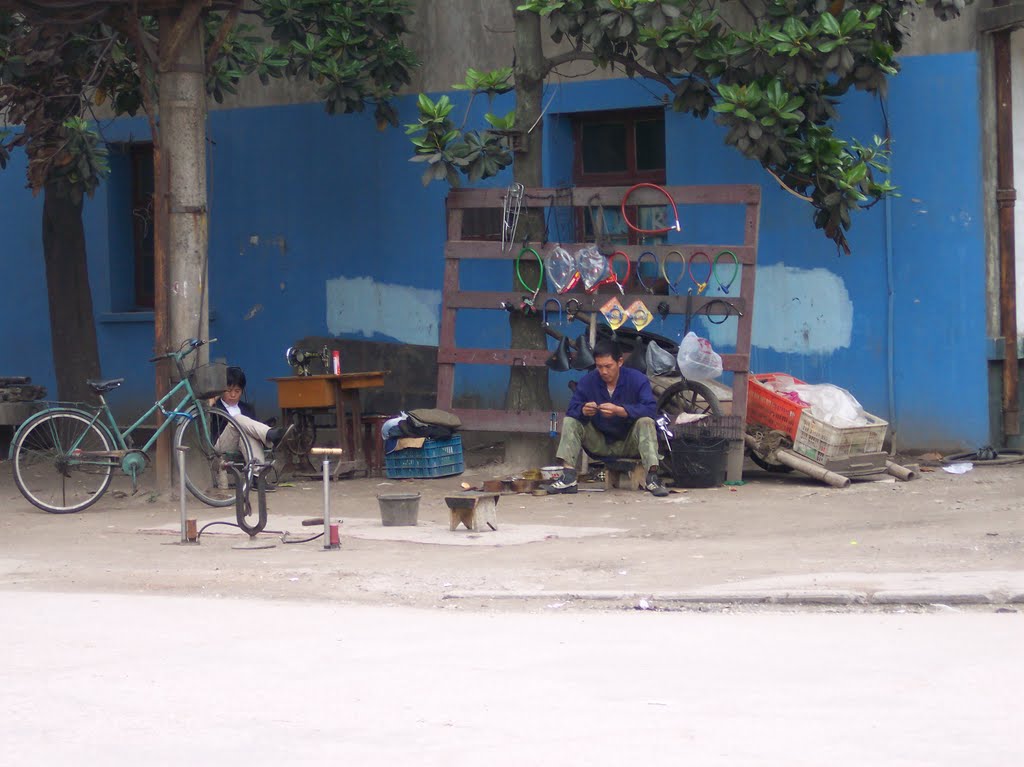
[9, 338, 254, 513]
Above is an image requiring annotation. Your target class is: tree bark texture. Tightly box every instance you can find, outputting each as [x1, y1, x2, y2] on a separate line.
[505, 2, 553, 466]
[41, 182, 102, 403]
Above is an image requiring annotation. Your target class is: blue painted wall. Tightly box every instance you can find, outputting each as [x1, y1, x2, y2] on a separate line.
[0, 52, 987, 450]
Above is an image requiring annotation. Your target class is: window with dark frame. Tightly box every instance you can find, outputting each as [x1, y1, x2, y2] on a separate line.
[573, 108, 667, 246]
[130, 143, 155, 309]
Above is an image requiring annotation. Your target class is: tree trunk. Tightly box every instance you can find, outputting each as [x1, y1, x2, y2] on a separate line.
[41, 182, 102, 403]
[505, 2, 553, 467]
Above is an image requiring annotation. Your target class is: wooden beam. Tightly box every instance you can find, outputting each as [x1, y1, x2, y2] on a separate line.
[437, 347, 749, 373]
[445, 241, 757, 265]
[204, 0, 243, 71]
[442, 290, 746, 317]
[159, 0, 206, 72]
[447, 184, 761, 210]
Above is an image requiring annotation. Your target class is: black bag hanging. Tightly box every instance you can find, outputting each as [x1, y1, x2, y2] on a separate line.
[546, 336, 572, 372]
[623, 340, 647, 373]
[572, 334, 595, 371]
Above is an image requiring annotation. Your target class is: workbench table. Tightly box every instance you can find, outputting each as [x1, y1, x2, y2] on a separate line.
[269, 371, 387, 476]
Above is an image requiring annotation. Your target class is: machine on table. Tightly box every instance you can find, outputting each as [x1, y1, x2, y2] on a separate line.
[269, 371, 388, 477]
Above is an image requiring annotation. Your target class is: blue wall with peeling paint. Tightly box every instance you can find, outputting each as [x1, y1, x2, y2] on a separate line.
[0, 52, 987, 450]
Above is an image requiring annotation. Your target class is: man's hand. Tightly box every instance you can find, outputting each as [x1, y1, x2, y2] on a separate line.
[582, 401, 598, 417]
[598, 403, 627, 418]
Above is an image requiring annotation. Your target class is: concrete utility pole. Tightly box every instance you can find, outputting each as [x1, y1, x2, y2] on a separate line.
[159, 6, 210, 360]
[154, 3, 211, 488]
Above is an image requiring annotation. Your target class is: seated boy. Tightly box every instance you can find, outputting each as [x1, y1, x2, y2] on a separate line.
[212, 366, 289, 465]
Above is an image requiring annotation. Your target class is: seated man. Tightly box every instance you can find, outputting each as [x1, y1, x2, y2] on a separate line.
[213, 366, 289, 465]
[547, 339, 669, 497]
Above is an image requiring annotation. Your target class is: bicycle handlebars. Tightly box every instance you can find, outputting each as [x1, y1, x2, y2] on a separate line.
[148, 337, 218, 363]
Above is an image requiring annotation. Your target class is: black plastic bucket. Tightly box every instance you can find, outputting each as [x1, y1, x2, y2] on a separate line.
[669, 436, 729, 488]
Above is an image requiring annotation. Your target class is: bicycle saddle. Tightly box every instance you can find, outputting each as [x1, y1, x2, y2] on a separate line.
[86, 378, 125, 394]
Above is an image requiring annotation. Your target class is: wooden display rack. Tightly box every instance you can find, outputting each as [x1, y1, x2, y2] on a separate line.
[436, 184, 761, 481]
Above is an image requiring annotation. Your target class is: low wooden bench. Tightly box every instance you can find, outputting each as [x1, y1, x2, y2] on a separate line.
[444, 493, 499, 532]
[602, 459, 647, 491]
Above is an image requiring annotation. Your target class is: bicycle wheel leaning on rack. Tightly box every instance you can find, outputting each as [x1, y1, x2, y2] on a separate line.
[11, 408, 116, 514]
[174, 405, 254, 507]
[654, 378, 723, 477]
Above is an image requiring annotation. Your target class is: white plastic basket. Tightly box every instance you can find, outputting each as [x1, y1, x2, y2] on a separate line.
[792, 410, 888, 464]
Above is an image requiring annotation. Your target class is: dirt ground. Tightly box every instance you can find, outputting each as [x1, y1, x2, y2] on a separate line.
[1, 453, 1023, 610]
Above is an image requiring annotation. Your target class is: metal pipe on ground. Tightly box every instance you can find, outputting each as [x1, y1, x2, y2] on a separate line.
[774, 450, 850, 489]
[885, 460, 920, 481]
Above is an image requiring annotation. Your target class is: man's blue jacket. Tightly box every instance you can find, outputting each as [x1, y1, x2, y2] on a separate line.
[565, 366, 657, 442]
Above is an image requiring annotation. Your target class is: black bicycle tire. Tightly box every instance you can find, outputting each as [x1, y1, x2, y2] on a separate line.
[12, 409, 115, 513]
[747, 449, 794, 473]
[656, 380, 723, 475]
[940, 449, 1024, 466]
[657, 379, 723, 418]
[596, 323, 679, 356]
[174, 406, 255, 507]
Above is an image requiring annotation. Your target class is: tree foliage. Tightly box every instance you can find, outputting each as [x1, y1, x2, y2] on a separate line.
[406, 0, 971, 252]
[0, 0, 417, 197]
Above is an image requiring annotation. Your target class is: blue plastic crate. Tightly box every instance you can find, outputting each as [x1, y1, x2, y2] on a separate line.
[385, 435, 464, 479]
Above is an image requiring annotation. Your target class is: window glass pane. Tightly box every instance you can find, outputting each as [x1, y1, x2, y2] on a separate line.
[131, 146, 155, 308]
[635, 119, 665, 171]
[461, 208, 503, 241]
[581, 123, 627, 173]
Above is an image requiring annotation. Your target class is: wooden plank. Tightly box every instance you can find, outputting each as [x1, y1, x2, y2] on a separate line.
[443, 290, 746, 316]
[448, 185, 762, 210]
[158, 0, 204, 71]
[438, 348, 748, 372]
[445, 241, 757, 265]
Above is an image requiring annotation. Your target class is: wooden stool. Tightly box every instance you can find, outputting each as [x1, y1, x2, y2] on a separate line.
[444, 493, 499, 532]
[361, 414, 390, 477]
[604, 459, 647, 491]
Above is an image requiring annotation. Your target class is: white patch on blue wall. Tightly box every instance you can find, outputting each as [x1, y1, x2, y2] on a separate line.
[326, 276, 440, 345]
[705, 264, 852, 353]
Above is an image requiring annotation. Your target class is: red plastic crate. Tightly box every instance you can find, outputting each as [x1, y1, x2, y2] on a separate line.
[746, 373, 809, 441]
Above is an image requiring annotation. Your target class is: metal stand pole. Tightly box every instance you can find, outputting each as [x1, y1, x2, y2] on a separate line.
[176, 445, 189, 543]
[311, 447, 344, 550]
[322, 457, 332, 549]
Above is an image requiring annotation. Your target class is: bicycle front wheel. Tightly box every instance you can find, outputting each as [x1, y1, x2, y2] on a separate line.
[174, 407, 255, 507]
[12, 410, 115, 513]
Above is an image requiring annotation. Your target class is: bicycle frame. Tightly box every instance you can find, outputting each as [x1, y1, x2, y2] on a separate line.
[17, 347, 216, 468]
[102, 375, 207, 453]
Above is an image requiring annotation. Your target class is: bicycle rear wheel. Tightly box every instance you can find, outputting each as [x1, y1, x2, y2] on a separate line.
[12, 410, 115, 513]
[174, 406, 254, 507]
[657, 379, 722, 420]
[656, 380, 723, 476]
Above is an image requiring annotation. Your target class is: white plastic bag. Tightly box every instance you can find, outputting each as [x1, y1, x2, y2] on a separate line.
[545, 246, 579, 293]
[577, 246, 608, 292]
[789, 383, 868, 427]
[677, 332, 722, 380]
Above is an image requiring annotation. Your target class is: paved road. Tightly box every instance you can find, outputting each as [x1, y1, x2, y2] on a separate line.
[3, 592, 1020, 766]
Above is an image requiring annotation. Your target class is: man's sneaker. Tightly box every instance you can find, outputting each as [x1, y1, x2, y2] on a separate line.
[645, 471, 670, 497]
[546, 467, 578, 494]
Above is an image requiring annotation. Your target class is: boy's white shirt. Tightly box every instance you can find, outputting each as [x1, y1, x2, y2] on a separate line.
[220, 398, 241, 418]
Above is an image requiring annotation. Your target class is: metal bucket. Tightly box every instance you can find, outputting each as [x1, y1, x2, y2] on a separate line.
[377, 492, 420, 526]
